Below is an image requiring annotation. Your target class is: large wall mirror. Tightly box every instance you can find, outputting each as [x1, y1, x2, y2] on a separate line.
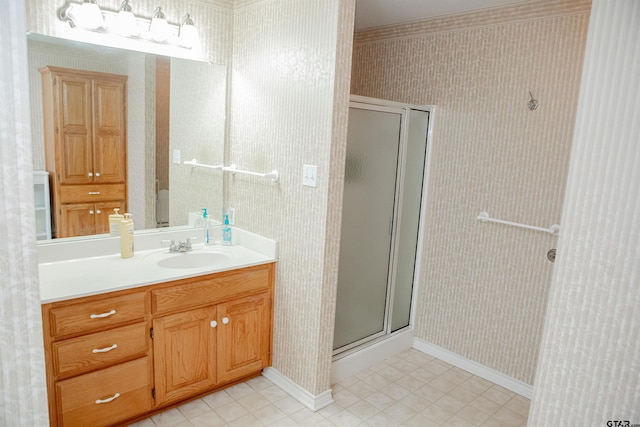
[27, 34, 226, 242]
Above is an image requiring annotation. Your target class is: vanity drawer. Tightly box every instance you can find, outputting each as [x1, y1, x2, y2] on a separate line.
[151, 264, 273, 315]
[48, 292, 146, 338]
[52, 323, 148, 378]
[59, 183, 126, 203]
[55, 357, 152, 427]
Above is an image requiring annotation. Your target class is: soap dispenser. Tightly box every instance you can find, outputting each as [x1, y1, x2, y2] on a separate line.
[119, 213, 134, 258]
[222, 213, 232, 246]
[202, 208, 212, 245]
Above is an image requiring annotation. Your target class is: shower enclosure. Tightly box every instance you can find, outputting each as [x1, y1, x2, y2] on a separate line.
[333, 96, 432, 357]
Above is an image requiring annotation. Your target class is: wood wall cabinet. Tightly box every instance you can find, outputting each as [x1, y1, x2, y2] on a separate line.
[42, 263, 275, 426]
[40, 66, 127, 238]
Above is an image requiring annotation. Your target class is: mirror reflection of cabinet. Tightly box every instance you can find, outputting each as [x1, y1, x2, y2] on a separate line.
[40, 66, 128, 238]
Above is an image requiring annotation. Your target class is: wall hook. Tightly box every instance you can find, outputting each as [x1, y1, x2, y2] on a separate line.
[528, 91, 539, 111]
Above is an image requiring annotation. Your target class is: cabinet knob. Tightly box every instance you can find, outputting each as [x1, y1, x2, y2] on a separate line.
[210, 320, 217, 328]
[89, 210, 95, 215]
[96, 209, 102, 214]
[222, 317, 230, 325]
[95, 172, 101, 177]
[88, 172, 93, 177]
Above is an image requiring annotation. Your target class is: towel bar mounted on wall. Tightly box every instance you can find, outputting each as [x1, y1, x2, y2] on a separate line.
[477, 211, 560, 236]
[183, 159, 224, 169]
[183, 159, 279, 182]
[222, 164, 279, 182]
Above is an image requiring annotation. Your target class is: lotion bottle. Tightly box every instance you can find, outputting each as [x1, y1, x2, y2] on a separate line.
[109, 208, 124, 236]
[120, 213, 134, 258]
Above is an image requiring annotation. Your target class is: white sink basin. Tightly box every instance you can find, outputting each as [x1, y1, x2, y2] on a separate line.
[152, 251, 231, 269]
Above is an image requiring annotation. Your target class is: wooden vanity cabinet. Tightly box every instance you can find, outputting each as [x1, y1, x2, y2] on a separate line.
[42, 263, 275, 426]
[40, 66, 127, 238]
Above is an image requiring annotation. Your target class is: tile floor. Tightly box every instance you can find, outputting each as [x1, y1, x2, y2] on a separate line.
[129, 349, 529, 427]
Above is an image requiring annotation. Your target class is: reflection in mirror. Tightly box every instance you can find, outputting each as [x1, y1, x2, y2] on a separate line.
[27, 34, 226, 242]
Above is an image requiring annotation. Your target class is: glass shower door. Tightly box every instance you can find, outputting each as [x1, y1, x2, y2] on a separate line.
[333, 106, 402, 352]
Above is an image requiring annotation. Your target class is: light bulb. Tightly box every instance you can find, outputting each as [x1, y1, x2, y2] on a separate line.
[178, 14, 198, 48]
[149, 7, 169, 42]
[76, 0, 104, 30]
[115, 0, 138, 36]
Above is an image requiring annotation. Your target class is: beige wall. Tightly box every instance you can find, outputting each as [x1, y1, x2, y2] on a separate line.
[228, 0, 354, 395]
[351, 0, 590, 384]
[530, 0, 640, 422]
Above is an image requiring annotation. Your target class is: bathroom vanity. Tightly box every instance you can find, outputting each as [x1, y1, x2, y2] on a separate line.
[38, 230, 276, 426]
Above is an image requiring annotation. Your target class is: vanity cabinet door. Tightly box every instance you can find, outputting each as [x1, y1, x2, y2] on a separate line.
[59, 203, 97, 237]
[217, 293, 272, 384]
[95, 200, 125, 234]
[153, 306, 218, 405]
[92, 79, 126, 185]
[55, 74, 93, 186]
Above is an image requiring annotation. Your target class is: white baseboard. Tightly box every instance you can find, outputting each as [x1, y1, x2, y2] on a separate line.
[330, 329, 414, 384]
[262, 367, 334, 412]
[413, 338, 533, 399]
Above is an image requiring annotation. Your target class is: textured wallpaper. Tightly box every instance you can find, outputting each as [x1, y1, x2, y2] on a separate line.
[351, 1, 590, 384]
[169, 59, 226, 226]
[530, 0, 640, 423]
[228, 0, 351, 395]
[0, 1, 49, 425]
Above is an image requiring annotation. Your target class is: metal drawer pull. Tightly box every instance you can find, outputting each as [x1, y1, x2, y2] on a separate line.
[88, 191, 101, 195]
[95, 393, 120, 404]
[222, 317, 230, 325]
[92, 344, 118, 354]
[90, 309, 116, 319]
[210, 320, 217, 328]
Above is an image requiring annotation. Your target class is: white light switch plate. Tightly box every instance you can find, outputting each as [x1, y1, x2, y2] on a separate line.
[172, 149, 181, 165]
[303, 164, 317, 187]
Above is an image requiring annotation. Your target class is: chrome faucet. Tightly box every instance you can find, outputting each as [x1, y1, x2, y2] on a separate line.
[163, 237, 197, 253]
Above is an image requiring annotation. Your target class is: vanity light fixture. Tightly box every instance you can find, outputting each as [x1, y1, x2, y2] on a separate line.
[149, 6, 170, 42]
[178, 14, 198, 48]
[57, 1, 200, 50]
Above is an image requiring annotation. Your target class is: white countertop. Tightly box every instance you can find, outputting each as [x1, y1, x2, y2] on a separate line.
[38, 228, 277, 304]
